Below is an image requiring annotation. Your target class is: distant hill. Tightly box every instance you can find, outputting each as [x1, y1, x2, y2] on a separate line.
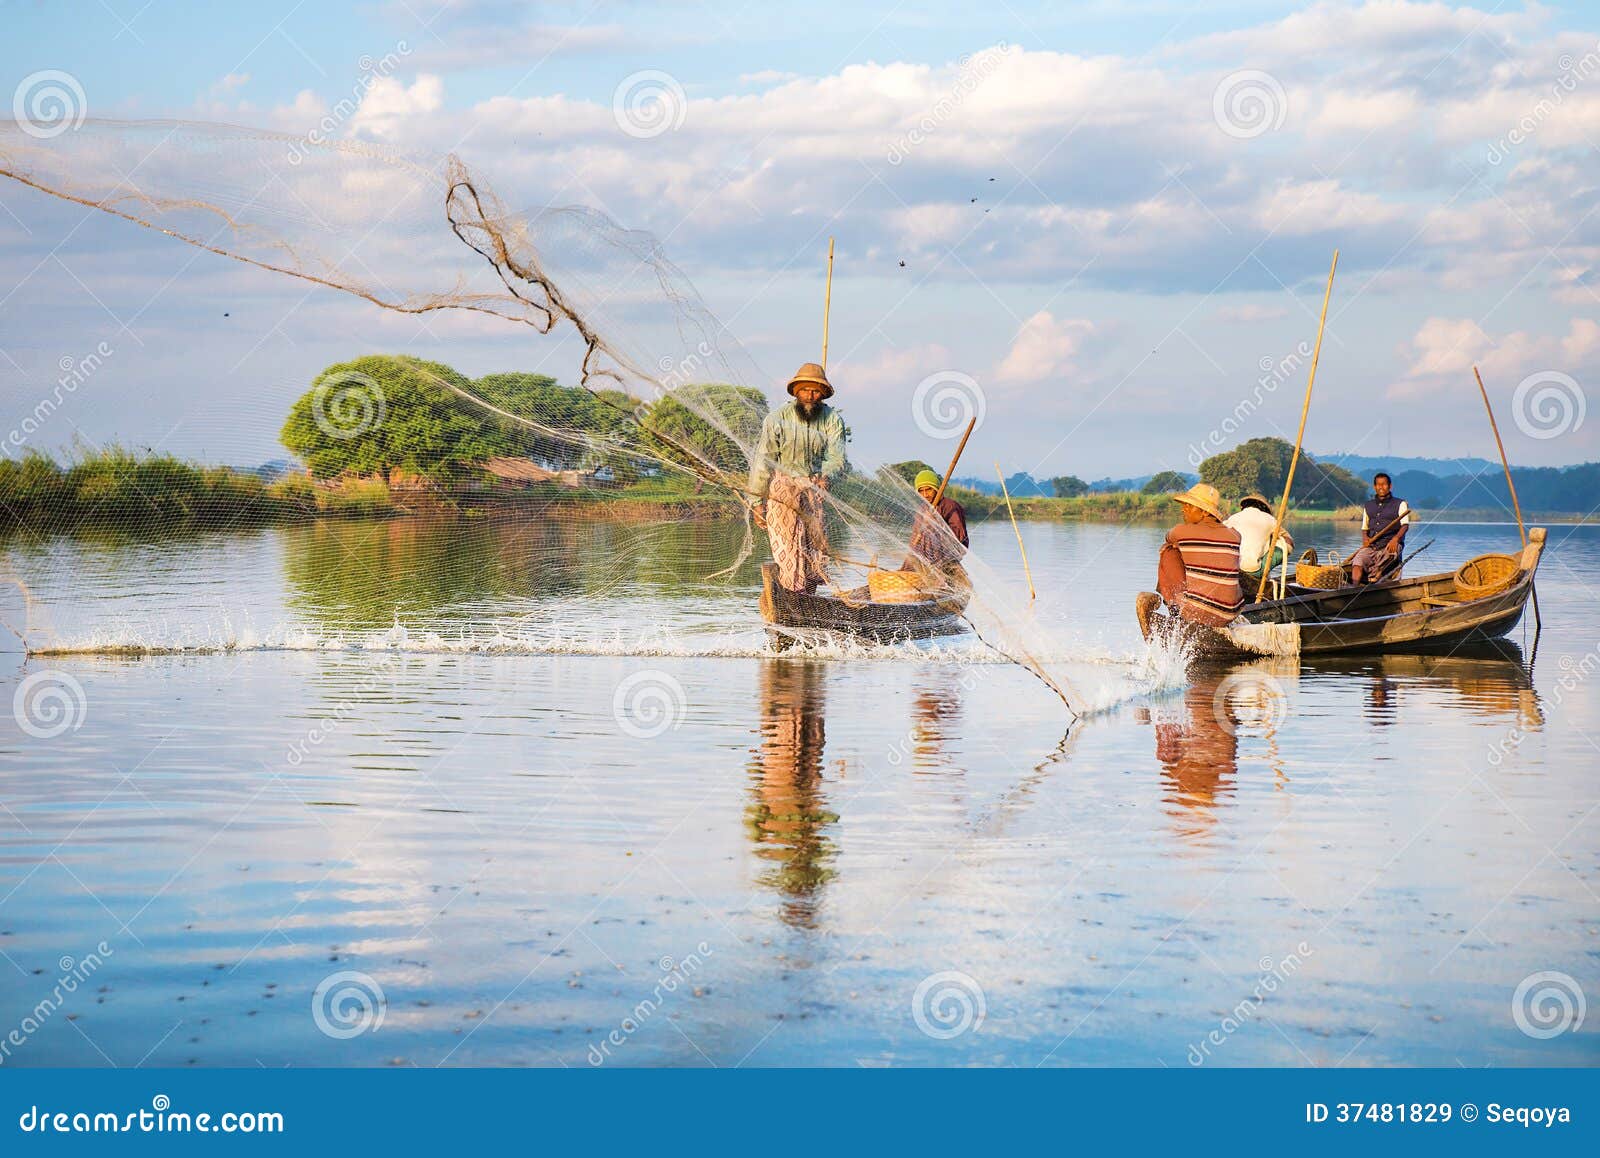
[1088, 472, 1196, 493]
[1320, 452, 1502, 480]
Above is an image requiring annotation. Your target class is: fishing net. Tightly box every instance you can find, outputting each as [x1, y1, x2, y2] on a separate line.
[0, 119, 1149, 714]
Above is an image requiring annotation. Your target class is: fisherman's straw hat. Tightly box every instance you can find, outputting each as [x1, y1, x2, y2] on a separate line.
[1171, 481, 1225, 521]
[1240, 492, 1271, 511]
[786, 362, 834, 399]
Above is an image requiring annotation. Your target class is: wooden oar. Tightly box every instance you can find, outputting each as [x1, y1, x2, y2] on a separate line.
[821, 237, 835, 371]
[1256, 249, 1338, 603]
[996, 462, 1036, 601]
[931, 417, 976, 507]
[1473, 366, 1526, 547]
[1344, 512, 1407, 565]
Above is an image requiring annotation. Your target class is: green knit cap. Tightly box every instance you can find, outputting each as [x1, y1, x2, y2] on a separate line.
[914, 469, 940, 491]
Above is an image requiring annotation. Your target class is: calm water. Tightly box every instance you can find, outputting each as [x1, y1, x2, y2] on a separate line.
[1, 517, 1597, 1067]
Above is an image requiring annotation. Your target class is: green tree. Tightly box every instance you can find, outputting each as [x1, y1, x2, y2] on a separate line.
[1142, 470, 1190, 495]
[1200, 437, 1365, 508]
[1051, 475, 1089, 498]
[642, 383, 768, 475]
[885, 459, 937, 486]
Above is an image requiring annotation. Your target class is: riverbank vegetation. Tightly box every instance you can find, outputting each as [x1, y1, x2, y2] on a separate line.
[4, 354, 1595, 534]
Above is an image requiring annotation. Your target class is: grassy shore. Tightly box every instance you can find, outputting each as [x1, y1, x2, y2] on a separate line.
[0, 449, 742, 532]
[3, 451, 1590, 534]
[955, 489, 1351, 524]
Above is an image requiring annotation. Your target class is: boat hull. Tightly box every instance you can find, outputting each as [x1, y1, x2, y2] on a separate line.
[759, 563, 969, 649]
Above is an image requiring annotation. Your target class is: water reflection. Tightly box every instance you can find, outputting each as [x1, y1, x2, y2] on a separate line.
[280, 514, 757, 630]
[1303, 642, 1542, 731]
[745, 659, 838, 928]
[1147, 667, 1243, 840]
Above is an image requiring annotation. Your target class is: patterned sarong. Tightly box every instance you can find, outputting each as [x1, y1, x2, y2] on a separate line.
[766, 472, 829, 593]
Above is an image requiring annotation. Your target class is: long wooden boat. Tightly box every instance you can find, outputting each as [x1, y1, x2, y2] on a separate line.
[1138, 528, 1546, 659]
[759, 562, 970, 650]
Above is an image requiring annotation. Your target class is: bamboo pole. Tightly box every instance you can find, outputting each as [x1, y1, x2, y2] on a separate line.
[1474, 366, 1526, 547]
[821, 237, 835, 371]
[1255, 249, 1339, 602]
[932, 417, 976, 506]
[996, 462, 1036, 601]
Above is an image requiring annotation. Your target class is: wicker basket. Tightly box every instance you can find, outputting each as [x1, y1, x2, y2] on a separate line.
[1295, 548, 1348, 590]
[867, 568, 928, 604]
[1454, 553, 1520, 599]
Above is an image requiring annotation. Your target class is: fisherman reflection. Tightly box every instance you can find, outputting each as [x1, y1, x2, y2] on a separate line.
[899, 669, 969, 773]
[1145, 668, 1242, 840]
[745, 660, 838, 928]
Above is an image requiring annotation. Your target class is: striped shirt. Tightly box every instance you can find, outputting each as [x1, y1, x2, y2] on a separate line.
[1158, 519, 1244, 626]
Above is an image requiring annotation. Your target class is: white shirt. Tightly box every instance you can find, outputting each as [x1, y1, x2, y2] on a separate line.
[1224, 506, 1293, 572]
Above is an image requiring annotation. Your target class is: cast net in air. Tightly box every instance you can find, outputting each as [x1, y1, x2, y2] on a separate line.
[0, 120, 1175, 714]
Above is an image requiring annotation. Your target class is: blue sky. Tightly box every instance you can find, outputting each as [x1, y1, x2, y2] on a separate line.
[3, 0, 1599, 478]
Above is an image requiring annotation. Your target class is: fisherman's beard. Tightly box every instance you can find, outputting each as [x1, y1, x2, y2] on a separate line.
[796, 401, 821, 421]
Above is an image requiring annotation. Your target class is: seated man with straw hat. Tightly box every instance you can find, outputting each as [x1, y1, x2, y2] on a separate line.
[749, 363, 848, 594]
[1224, 492, 1293, 585]
[1137, 482, 1244, 636]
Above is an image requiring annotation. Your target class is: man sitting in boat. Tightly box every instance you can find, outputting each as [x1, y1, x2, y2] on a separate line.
[1349, 472, 1410, 585]
[903, 469, 969, 577]
[750, 363, 848, 594]
[1138, 483, 1244, 635]
[1224, 492, 1293, 585]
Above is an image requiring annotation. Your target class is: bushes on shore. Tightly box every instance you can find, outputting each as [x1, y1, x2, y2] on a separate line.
[0, 448, 401, 532]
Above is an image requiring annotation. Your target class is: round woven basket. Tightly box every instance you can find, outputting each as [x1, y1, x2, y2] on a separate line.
[1454, 552, 1520, 599]
[1294, 548, 1348, 590]
[867, 568, 928, 603]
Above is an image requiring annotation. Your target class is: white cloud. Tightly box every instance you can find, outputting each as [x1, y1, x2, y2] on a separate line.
[994, 311, 1097, 384]
[349, 75, 445, 139]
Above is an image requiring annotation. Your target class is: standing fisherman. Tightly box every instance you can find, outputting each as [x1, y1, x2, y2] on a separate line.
[750, 363, 848, 594]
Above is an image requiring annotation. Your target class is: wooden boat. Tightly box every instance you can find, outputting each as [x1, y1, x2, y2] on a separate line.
[1138, 528, 1546, 660]
[759, 562, 970, 650]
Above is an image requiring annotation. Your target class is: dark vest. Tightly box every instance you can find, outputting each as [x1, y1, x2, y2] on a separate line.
[1363, 494, 1407, 546]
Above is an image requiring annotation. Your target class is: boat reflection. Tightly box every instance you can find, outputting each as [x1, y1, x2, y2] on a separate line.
[1301, 640, 1543, 731]
[745, 659, 838, 928]
[1146, 642, 1543, 841]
